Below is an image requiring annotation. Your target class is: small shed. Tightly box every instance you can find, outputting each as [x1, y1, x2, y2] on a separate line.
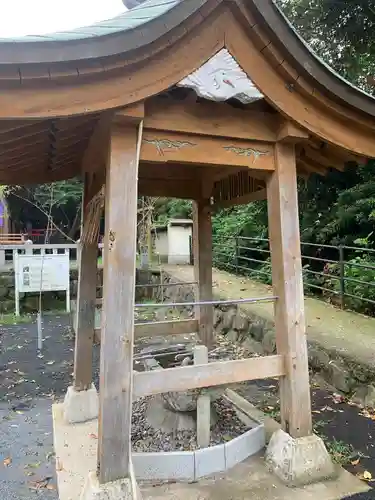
[153, 219, 193, 265]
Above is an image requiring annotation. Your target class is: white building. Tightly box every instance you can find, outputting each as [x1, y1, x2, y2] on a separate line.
[153, 219, 193, 265]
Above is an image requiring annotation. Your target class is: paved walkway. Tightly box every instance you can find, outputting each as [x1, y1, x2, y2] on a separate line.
[164, 265, 375, 370]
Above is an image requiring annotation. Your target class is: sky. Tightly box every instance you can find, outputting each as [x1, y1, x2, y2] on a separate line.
[0, 0, 126, 38]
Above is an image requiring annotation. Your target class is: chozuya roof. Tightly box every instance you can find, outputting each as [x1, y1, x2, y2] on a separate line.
[0, 0, 373, 120]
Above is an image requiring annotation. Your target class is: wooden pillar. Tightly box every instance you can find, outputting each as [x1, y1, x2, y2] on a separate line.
[98, 123, 141, 484]
[193, 199, 213, 348]
[73, 178, 97, 391]
[267, 142, 312, 438]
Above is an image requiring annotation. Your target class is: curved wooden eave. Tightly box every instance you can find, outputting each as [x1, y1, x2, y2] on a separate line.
[0, 0, 373, 160]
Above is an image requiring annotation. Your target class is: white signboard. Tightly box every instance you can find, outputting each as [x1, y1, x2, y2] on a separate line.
[14, 252, 70, 316]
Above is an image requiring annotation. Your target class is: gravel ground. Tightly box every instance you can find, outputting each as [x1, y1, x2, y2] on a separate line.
[131, 396, 249, 452]
[0, 315, 97, 499]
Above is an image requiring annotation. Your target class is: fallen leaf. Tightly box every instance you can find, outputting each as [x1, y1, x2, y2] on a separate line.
[351, 459, 360, 466]
[46, 361, 55, 365]
[89, 433, 98, 439]
[28, 477, 52, 490]
[46, 484, 56, 490]
[332, 393, 345, 404]
[312, 410, 321, 414]
[364, 471, 372, 480]
[25, 462, 41, 469]
[3, 457, 12, 466]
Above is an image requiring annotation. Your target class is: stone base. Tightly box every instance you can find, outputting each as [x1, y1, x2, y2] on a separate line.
[63, 384, 99, 424]
[80, 471, 134, 500]
[265, 429, 336, 487]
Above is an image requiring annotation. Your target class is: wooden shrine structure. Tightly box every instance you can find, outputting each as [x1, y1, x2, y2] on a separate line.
[1, 0, 375, 495]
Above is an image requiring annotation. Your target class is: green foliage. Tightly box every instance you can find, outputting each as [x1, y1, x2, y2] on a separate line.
[212, 202, 268, 272]
[153, 198, 192, 225]
[277, 0, 375, 90]
[325, 254, 375, 314]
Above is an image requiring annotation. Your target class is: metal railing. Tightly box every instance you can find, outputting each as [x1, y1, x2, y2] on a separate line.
[213, 236, 375, 315]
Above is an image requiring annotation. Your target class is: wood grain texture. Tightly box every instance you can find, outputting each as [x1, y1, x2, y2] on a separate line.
[98, 123, 140, 484]
[193, 200, 213, 348]
[94, 319, 199, 342]
[73, 241, 97, 391]
[134, 355, 285, 398]
[212, 187, 266, 209]
[145, 97, 278, 142]
[141, 131, 274, 170]
[267, 142, 312, 438]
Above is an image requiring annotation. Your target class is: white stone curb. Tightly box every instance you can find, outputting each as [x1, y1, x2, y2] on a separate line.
[132, 424, 265, 481]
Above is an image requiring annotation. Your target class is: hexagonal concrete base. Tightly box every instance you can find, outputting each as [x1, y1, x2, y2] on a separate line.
[80, 471, 134, 500]
[63, 384, 99, 424]
[265, 429, 337, 487]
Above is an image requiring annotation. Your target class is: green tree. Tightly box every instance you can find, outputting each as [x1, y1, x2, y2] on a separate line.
[277, 0, 375, 90]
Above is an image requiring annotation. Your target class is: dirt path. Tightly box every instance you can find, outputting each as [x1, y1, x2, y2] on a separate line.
[0, 315, 99, 499]
[237, 378, 375, 488]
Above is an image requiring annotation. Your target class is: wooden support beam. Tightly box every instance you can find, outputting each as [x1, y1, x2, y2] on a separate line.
[81, 113, 112, 174]
[98, 122, 141, 484]
[145, 97, 278, 142]
[277, 120, 309, 143]
[134, 355, 285, 398]
[73, 176, 98, 391]
[303, 145, 345, 171]
[298, 157, 327, 176]
[267, 142, 312, 438]
[193, 200, 213, 348]
[115, 101, 145, 124]
[141, 131, 274, 170]
[138, 178, 201, 199]
[212, 188, 267, 210]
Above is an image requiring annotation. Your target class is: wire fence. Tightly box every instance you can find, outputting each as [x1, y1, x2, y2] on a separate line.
[212, 235, 375, 316]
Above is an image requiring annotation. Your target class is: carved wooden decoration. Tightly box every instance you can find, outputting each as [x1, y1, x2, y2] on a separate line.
[178, 48, 264, 104]
[143, 137, 196, 156]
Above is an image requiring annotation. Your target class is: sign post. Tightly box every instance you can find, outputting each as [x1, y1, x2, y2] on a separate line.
[14, 250, 70, 316]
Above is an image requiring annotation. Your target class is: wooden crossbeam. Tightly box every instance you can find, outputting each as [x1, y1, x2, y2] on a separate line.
[94, 319, 199, 343]
[141, 131, 275, 170]
[212, 188, 267, 209]
[133, 355, 285, 398]
[144, 97, 278, 142]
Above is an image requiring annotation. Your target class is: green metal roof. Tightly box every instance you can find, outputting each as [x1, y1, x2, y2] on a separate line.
[0, 0, 180, 43]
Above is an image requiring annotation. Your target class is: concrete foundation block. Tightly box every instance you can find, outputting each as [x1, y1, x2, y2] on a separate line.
[225, 425, 265, 470]
[80, 471, 133, 500]
[133, 450, 195, 481]
[63, 384, 99, 424]
[194, 443, 225, 479]
[265, 429, 336, 487]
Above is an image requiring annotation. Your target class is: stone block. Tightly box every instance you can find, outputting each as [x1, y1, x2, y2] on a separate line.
[194, 444, 225, 479]
[241, 337, 264, 356]
[308, 347, 330, 370]
[80, 471, 133, 500]
[221, 307, 237, 333]
[265, 429, 336, 487]
[213, 308, 223, 329]
[232, 313, 249, 334]
[63, 384, 99, 424]
[133, 450, 195, 481]
[329, 361, 353, 393]
[0, 285, 8, 298]
[352, 384, 375, 408]
[225, 425, 265, 470]
[262, 330, 276, 354]
[249, 322, 265, 342]
[226, 329, 239, 342]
